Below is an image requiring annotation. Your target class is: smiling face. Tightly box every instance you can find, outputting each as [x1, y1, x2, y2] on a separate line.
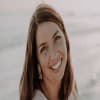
[36, 22, 67, 82]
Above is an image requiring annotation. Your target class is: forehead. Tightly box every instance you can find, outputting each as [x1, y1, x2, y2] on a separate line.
[36, 22, 62, 46]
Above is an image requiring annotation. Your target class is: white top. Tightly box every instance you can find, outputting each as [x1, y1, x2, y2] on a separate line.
[33, 87, 79, 100]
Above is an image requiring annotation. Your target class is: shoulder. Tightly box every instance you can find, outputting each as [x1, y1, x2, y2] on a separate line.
[68, 83, 80, 100]
[32, 89, 47, 100]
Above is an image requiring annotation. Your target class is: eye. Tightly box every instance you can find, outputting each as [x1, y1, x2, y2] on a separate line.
[55, 35, 61, 41]
[40, 46, 47, 54]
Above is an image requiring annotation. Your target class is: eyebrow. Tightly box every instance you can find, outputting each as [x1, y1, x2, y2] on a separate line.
[39, 30, 59, 49]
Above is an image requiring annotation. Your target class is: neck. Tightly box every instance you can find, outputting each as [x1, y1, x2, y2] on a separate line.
[41, 78, 62, 100]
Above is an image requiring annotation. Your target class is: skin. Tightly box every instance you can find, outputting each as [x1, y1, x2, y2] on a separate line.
[36, 22, 67, 100]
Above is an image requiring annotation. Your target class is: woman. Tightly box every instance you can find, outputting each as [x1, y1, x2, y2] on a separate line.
[19, 3, 79, 100]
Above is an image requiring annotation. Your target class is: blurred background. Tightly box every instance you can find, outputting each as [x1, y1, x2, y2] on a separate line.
[0, 0, 100, 100]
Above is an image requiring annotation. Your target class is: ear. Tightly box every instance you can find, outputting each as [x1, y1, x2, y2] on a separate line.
[38, 64, 41, 72]
[38, 64, 43, 80]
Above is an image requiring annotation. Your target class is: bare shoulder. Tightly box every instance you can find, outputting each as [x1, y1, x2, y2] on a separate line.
[69, 83, 80, 100]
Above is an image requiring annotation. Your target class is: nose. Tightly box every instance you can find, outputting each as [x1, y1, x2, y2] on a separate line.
[48, 48, 59, 67]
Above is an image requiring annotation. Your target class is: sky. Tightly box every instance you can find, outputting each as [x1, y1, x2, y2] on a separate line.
[0, 0, 100, 14]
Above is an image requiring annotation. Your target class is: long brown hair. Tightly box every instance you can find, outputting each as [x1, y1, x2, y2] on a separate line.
[19, 3, 74, 100]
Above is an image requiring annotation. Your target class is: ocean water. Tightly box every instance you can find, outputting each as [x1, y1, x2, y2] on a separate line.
[0, 12, 100, 100]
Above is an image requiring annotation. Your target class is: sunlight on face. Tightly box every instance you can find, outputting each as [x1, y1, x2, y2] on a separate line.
[36, 22, 67, 82]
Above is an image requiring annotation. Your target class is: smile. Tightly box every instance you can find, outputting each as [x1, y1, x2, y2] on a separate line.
[50, 59, 62, 70]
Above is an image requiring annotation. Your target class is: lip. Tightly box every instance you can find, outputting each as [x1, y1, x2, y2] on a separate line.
[49, 59, 62, 72]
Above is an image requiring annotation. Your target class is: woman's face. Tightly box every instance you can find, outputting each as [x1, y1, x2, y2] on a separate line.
[36, 22, 67, 82]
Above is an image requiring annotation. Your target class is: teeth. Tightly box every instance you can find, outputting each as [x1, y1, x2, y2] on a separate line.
[51, 60, 61, 70]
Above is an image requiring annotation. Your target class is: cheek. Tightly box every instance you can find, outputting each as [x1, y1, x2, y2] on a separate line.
[57, 40, 67, 65]
[62, 41, 67, 61]
[56, 39, 67, 56]
[38, 54, 49, 70]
